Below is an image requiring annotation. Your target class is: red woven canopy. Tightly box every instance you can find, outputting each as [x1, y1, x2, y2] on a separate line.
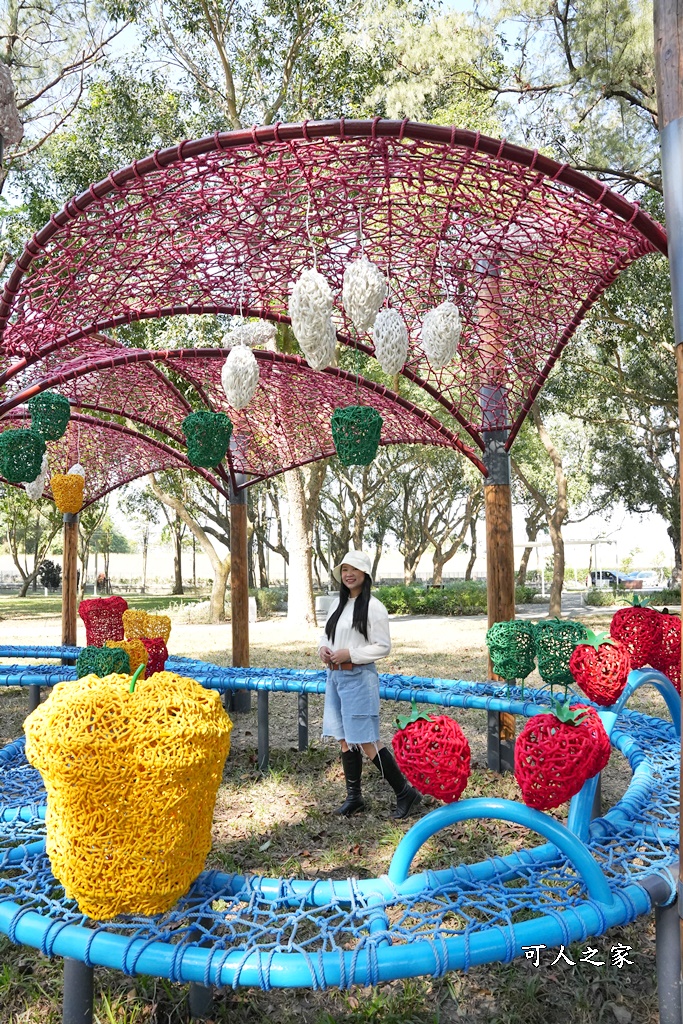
[0, 120, 666, 504]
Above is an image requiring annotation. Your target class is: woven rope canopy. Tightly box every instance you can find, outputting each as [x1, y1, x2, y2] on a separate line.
[0, 120, 667, 505]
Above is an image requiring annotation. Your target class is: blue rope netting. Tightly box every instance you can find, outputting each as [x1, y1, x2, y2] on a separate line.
[0, 653, 679, 989]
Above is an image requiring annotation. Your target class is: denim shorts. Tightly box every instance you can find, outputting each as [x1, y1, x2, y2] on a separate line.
[322, 664, 380, 744]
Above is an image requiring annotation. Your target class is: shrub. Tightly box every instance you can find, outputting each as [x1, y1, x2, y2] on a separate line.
[583, 589, 624, 607]
[38, 559, 62, 590]
[252, 587, 287, 617]
[649, 588, 682, 606]
[374, 581, 487, 616]
[515, 585, 542, 604]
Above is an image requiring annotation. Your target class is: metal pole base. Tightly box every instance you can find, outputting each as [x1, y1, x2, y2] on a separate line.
[63, 958, 94, 1024]
[486, 710, 515, 774]
[590, 774, 602, 820]
[257, 690, 269, 771]
[188, 982, 214, 1020]
[28, 684, 41, 713]
[654, 901, 682, 1024]
[298, 692, 309, 751]
[231, 690, 252, 714]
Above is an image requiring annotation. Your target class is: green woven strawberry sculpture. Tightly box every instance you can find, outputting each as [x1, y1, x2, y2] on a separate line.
[515, 702, 611, 811]
[568, 628, 631, 706]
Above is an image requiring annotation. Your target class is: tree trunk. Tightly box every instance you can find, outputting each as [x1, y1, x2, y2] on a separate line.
[285, 469, 316, 626]
[432, 549, 445, 587]
[173, 513, 184, 594]
[211, 559, 231, 623]
[147, 474, 230, 623]
[547, 515, 565, 617]
[465, 518, 478, 580]
[142, 528, 149, 593]
[285, 463, 327, 626]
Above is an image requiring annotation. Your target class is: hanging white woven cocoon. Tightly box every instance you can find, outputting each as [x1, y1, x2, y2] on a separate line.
[221, 344, 260, 410]
[224, 321, 278, 350]
[67, 463, 85, 478]
[372, 308, 408, 375]
[288, 268, 336, 370]
[421, 301, 462, 368]
[342, 258, 387, 332]
[24, 453, 49, 501]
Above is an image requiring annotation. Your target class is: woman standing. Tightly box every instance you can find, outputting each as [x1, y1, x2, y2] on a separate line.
[318, 550, 421, 818]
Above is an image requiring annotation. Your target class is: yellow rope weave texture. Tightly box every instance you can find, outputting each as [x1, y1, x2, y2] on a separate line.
[24, 671, 233, 920]
[51, 473, 84, 514]
[122, 610, 172, 643]
[105, 638, 148, 678]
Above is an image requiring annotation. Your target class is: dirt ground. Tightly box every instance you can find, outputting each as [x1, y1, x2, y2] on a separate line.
[0, 609, 669, 1024]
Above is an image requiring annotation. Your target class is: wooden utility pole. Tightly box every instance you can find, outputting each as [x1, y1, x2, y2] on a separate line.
[478, 257, 517, 772]
[653, 0, 683, 1006]
[61, 513, 79, 649]
[229, 479, 251, 712]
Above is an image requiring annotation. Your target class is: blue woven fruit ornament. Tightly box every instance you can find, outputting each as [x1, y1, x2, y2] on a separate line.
[28, 391, 71, 441]
[0, 429, 47, 484]
[331, 405, 383, 466]
[182, 411, 233, 468]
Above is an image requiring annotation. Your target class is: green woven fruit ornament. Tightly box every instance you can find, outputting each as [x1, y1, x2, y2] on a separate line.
[331, 405, 383, 466]
[28, 391, 71, 441]
[534, 619, 588, 692]
[182, 411, 233, 468]
[0, 429, 47, 484]
[486, 620, 536, 682]
[76, 645, 131, 679]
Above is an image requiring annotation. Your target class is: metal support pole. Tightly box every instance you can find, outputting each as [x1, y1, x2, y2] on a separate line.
[62, 958, 94, 1024]
[61, 513, 79, 666]
[298, 692, 309, 751]
[590, 774, 602, 820]
[483, 427, 516, 774]
[653, 0, 683, 999]
[655, 901, 683, 1024]
[188, 982, 214, 1020]
[229, 475, 250, 713]
[257, 689, 269, 771]
[28, 685, 41, 712]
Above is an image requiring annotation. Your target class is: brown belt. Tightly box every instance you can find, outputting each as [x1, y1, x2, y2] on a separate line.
[335, 661, 354, 671]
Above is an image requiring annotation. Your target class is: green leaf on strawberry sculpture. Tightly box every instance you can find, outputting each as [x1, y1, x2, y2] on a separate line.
[395, 700, 433, 731]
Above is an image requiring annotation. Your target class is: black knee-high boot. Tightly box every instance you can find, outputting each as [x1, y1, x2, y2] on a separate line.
[372, 747, 422, 818]
[335, 747, 365, 816]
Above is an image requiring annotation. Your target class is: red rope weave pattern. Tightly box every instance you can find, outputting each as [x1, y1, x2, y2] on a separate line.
[648, 613, 681, 693]
[78, 596, 128, 647]
[0, 123, 662, 491]
[569, 640, 631, 706]
[140, 638, 168, 676]
[392, 715, 471, 803]
[609, 607, 662, 669]
[514, 706, 610, 811]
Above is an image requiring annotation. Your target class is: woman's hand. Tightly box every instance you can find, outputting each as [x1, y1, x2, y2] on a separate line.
[328, 648, 351, 665]
[319, 646, 333, 666]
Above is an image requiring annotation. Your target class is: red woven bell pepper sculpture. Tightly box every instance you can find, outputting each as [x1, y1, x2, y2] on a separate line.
[78, 596, 128, 647]
[141, 637, 169, 676]
[609, 603, 661, 669]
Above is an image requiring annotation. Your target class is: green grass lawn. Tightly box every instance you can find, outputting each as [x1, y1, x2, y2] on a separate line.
[0, 593, 204, 619]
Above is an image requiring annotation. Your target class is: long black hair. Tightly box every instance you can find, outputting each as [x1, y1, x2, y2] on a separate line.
[325, 574, 372, 643]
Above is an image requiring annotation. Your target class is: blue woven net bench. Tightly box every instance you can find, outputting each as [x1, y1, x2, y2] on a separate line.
[0, 649, 680, 1023]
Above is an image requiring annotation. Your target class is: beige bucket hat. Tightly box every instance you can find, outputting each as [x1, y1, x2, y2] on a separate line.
[332, 550, 373, 583]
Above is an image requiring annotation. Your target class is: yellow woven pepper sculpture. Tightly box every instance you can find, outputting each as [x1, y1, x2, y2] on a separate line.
[24, 670, 232, 920]
[105, 638, 148, 677]
[122, 609, 171, 643]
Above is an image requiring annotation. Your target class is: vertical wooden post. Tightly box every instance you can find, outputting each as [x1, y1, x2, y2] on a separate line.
[61, 513, 79, 661]
[484, 431, 516, 773]
[653, 0, 683, 997]
[230, 482, 251, 713]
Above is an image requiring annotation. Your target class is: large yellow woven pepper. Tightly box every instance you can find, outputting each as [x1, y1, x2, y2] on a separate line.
[24, 671, 232, 920]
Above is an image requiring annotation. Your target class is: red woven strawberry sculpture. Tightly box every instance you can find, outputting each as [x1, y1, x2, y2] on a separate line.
[569, 628, 631, 706]
[648, 613, 681, 693]
[515, 703, 611, 811]
[392, 703, 471, 803]
[609, 601, 662, 669]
